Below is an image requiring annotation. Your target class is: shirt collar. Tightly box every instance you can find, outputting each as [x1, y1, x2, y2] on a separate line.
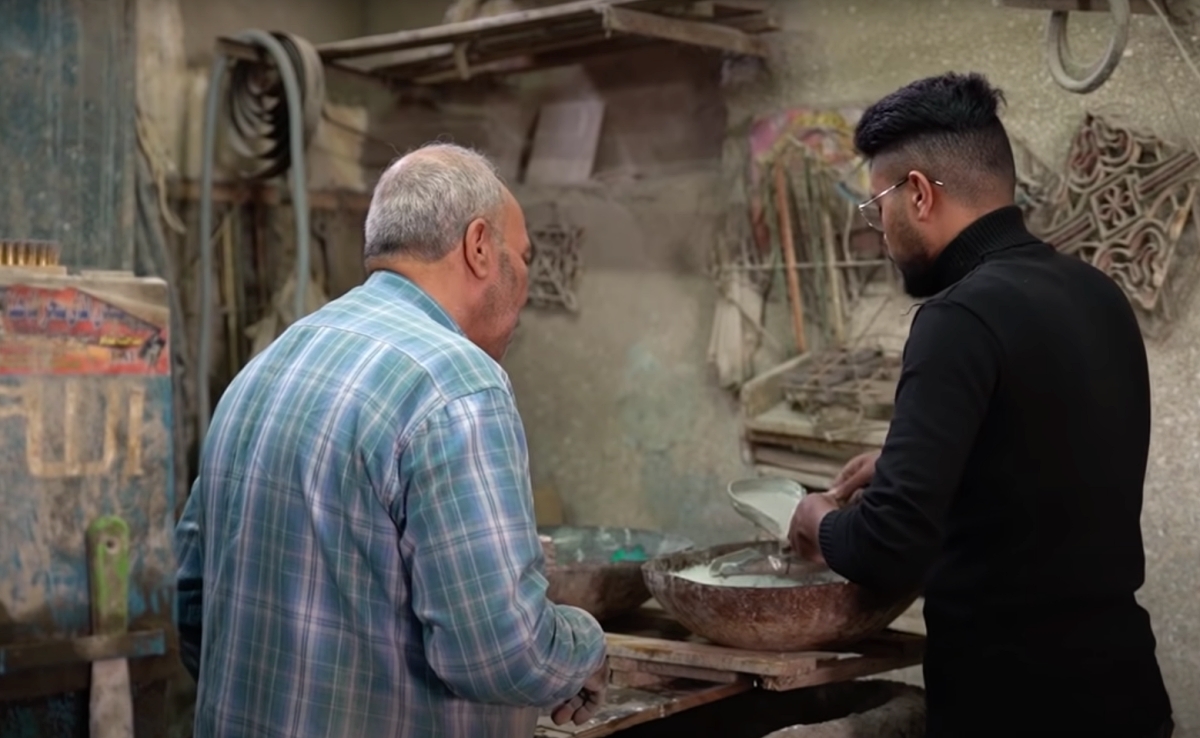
[366, 270, 465, 337]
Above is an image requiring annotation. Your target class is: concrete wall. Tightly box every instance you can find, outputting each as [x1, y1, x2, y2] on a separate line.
[178, 0, 366, 63]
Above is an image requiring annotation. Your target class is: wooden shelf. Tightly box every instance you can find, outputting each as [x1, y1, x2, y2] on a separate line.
[219, 1, 777, 87]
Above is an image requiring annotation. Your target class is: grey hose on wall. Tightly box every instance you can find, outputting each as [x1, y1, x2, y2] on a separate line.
[196, 30, 317, 444]
[1045, 0, 1131, 94]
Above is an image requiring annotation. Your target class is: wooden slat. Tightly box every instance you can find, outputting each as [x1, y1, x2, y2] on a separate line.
[745, 401, 890, 446]
[759, 651, 923, 691]
[607, 657, 742, 684]
[364, 11, 773, 81]
[995, 0, 1157, 12]
[410, 37, 656, 84]
[602, 6, 768, 56]
[751, 446, 845, 480]
[315, 0, 690, 60]
[606, 629, 924, 694]
[535, 680, 751, 738]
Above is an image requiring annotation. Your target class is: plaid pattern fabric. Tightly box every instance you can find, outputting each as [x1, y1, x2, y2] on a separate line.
[176, 271, 605, 737]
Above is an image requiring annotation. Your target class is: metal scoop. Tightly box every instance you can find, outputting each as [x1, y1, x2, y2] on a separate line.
[706, 545, 829, 581]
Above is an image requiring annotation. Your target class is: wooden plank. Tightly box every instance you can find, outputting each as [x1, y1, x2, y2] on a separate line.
[607, 657, 742, 684]
[601, 6, 768, 56]
[745, 401, 890, 447]
[366, 10, 774, 81]
[752, 446, 846, 479]
[0, 631, 165, 675]
[535, 680, 751, 738]
[995, 0, 1156, 12]
[607, 633, 818, 678]
[316, 0, 689, 60]
[739, 353, 811, 419]
[404, 37, 656, 85]
[760, 652, 923, 691]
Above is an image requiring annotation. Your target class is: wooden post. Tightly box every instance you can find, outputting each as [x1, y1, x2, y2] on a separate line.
[822, 211, 846, 345]
[773, 163, 807, 354]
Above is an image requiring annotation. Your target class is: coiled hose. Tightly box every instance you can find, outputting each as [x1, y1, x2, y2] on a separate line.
[197, 30, 323, 443]
[1045, 0, 1131, 94]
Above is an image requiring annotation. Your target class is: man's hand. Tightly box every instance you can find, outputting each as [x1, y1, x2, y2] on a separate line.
[550, 662, 608, 726]
[787, 491, 841, 563]
[828, 450, 880, 506]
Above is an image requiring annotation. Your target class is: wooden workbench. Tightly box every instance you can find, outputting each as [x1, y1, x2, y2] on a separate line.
[535, 605, 925, 737]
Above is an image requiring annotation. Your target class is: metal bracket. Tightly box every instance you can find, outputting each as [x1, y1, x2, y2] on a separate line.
[0, 629, 166, 676]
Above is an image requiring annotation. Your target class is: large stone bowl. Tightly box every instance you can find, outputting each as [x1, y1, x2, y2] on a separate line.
[642, 541, 917, 651]
[539, 525, 694, 622]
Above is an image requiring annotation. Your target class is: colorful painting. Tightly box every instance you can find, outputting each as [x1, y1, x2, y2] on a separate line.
[0, 284, 169, 375]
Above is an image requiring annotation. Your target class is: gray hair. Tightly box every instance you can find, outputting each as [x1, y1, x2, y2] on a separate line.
[364, 142, 506, 262]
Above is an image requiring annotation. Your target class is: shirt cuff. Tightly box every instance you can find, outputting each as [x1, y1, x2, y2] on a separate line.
[818, 506, 854, 580]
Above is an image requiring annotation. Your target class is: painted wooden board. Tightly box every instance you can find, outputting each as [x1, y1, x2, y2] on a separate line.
[0, 270, 176, 715]
[88, 516, 134, 738]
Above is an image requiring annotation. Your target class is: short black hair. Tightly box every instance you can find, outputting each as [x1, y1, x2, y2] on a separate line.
[854, 72, 1016, 202]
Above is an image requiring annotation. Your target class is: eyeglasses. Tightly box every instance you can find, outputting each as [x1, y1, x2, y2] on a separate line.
[857, 176, 944, 231]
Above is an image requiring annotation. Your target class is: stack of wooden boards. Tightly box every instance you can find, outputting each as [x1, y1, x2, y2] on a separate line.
[740, 347, 900, 490]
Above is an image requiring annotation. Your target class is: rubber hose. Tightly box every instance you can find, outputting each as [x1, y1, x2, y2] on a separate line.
[197, 30, 312, 444]
[1045, 0, 1131, 94]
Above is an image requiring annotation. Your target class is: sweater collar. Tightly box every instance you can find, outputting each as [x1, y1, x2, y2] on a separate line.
[925, 205, 1041, 293]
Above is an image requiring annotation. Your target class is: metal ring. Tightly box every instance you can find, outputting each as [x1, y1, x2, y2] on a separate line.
[1045, 0, 1132, 94]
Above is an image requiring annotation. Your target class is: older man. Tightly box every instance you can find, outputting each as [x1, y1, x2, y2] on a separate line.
[176, 143, 607, 737]
[788, 73, 1172, 738]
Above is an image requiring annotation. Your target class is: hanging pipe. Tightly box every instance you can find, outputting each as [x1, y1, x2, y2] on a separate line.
[197, 30, 313, 444]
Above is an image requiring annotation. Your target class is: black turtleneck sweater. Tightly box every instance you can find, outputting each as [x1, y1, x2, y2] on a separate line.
[819, 207, 1172, 738]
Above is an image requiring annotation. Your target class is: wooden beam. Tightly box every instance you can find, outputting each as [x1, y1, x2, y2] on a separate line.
[995, 0, 1157, 13]
[315, 0, 689, 60]
[602, 6, 768, 56]
[410, 37, 655, 84]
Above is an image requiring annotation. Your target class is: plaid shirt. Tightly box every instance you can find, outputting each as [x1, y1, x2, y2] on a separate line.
[176, 271, 605, 738]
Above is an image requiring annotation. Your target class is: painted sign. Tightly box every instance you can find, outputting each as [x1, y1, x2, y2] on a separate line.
[0, 285, 169, 375]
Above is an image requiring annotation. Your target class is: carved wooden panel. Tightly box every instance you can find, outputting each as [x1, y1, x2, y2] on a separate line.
[1025, 115, 1200, 315]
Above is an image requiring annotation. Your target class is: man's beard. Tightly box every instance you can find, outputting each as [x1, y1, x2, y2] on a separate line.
[889, 216, 940, 298]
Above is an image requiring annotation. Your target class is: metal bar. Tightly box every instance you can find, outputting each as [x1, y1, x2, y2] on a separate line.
[316, 0, 691, 60]
[0, 629, 166, 676]
[602, 5, 768, 56]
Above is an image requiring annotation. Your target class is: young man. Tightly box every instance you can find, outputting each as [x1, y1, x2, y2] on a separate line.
[176, 144, 607, 737]
[789, 73, 1173, 738]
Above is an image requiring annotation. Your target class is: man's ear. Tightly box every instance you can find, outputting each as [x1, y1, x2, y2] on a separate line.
[462, 217, 491, 279]
[909, 170, 936, 222]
